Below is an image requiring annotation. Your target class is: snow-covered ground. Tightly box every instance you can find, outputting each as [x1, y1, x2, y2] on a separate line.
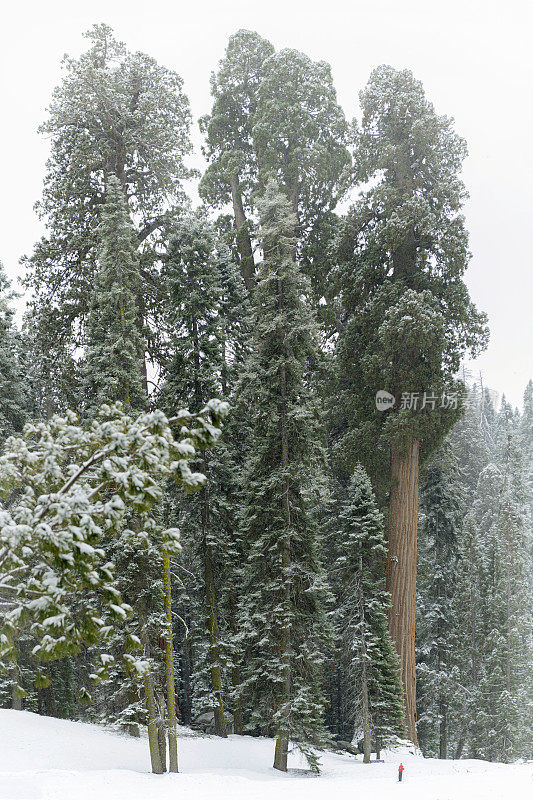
[0, 710, 530, 800]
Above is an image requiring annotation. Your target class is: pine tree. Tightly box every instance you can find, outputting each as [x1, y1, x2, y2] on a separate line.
[237, 182, 332, 772]
[331, 466, 405, 760]
[333, 66, 488, 741]
[0, 400, 228, 772]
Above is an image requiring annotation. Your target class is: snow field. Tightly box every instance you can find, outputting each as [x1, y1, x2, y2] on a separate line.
[0, 710, 531, 800]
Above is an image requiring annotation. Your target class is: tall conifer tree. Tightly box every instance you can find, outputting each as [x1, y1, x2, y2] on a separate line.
[159, 213, 248, 737]
[82, 174, 145, 414]
[333, 66, 488, 741]
[417, 444, 464, 757]
[331, 466, 405, 760]
[237, 182, 331, 772]
[0, 264, 27, 441]
[23, 24, 193, 383]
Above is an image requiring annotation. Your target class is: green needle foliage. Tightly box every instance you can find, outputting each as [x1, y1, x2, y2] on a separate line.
[82, 174, 146, 416]
[237, 182, 332, 772]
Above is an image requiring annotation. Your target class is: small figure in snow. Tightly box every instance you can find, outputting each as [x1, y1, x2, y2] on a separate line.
[398, 763, 404, 782]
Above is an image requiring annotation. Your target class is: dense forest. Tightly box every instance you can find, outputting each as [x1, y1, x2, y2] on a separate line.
[0, 24, 531, 774]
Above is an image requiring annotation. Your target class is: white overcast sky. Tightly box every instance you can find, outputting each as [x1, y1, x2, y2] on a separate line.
[1, 0, 531, 408]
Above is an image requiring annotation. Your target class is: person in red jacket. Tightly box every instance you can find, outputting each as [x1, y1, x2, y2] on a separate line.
[398, 763, 405, 782]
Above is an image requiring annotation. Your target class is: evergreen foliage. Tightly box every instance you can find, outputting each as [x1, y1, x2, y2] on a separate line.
[237, 182, 332, 772]
[1, 25, 531, 776]
[158, 213, 249, 737]
[22, 23, 193, 367]
[416, 445, 464, 757]
[82, 174, 146, 415]
[0, 265, 27, 440]
[331, 466, 405, 752]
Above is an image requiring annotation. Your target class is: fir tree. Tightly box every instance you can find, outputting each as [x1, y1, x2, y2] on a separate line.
[79, 175, 157, 749]
[331, 466, 405, 760]
[416, 444, 464, 757]
[0, 264, 27, 440]
[237, 182, 332, 772]
[159, 213, 248, 737]
[82, 174, 146, 414]
[448, 396, 532, 762]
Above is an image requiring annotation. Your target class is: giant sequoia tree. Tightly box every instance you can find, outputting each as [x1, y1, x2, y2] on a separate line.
[200, 32, 350, 292]
[334, 66, 488, 742]
[23, 23, 193, 372]
[200, 30, 274, 290]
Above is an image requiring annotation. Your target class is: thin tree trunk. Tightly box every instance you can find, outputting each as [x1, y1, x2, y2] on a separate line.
[439, 696, 447, 759]
[273, 360, 291, 773]
[361, 665, 372, 763]
[227, 587, 244, 735]
[163, 548, 179, 772]
[229, 175, 255, 291]
[11, 664, 22, 711]
[156, 690, 167, 773]
[231, 663, 244, 735]
[138, 612, 164, 774]
[359, 560, 372, 763]
[455, 731, 466, 759]
[203, 538, 228, 738]
[179, 623, 193, 725]
[143, 669, 164, 774]
[201, 460, 228, 739]
[335, 664, 343, 737]
[387, 437, 419, 745]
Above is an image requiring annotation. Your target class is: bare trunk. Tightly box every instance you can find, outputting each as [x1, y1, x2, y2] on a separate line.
[201, 459, 228, 738]
[359, 560, 372, 763]
[139, 612, 164, 774]
[231, 664, 244, 735]
[11, 664, 22, 711]
[439, 696, 447, 759]
[143, 669, 165, 774]
[387, 437, 419, 746]
[273, 360, 291, 773]
[156, 690, 167, 773]
[229, 175, 255, 291]
[203, 540, 228, 738]
[361, 667, 372, 763]
[163, 549, 179, 771]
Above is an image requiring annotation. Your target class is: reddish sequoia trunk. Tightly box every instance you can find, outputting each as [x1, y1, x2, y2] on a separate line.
[386, 437, 419, 746]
